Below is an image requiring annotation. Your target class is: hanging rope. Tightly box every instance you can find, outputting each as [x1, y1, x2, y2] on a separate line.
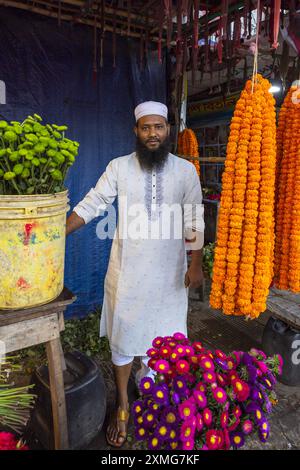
[251, 0, 261, 93]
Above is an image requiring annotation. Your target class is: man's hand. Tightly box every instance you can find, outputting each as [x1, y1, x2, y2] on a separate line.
[185, 264, 204, 288]
[66, 211, 85, 235]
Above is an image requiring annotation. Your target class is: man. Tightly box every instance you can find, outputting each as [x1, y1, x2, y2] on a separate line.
[66, 101, 205, 447]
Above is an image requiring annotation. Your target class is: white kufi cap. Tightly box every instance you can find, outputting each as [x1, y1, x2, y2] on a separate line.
[134, 101, 168, 122]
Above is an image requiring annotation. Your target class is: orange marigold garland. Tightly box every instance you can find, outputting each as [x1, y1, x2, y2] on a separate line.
[210, 74, 276, 318]
[274, 86, 300, 292]
[177, 128, 200, 175]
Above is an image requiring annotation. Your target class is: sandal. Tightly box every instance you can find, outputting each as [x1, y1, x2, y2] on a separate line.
[106, 406, 130, 448]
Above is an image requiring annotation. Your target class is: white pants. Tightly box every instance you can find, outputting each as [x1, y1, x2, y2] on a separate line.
[111, 351, 155, 387]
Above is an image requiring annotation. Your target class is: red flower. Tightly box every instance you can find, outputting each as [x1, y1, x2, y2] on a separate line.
[176, 360, 190, 375]
[159, 345, 172, 359]
[232, 379, 250, 402]
[206, 429, 223, 450]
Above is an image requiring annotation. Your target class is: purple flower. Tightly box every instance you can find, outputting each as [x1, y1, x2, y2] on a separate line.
[247, 364, 258, 383]
[258, 429, 269, 443]
[260, 376, 273, 390]
[148, 401, 161, 414]
[171, 392, 181, 405]
[230, 431, 245, 449]
[250, 387, 264, 403]
[148, 435, 162, 450]
[139, 377, 155, 395]
[242, 352, 254, 366]
[166, 440, 180, 450]
[154, 423, 172, 442]
[143, 411, 157, 429]
[132, 400, 144, 416]
[135, 426, 149, 441]
[215, 358, 229, 371]
[162, 407, 179, 426]
[153, 385, 169, 405]
[260, 418, 270, 433]
[173, 377, 188, 396]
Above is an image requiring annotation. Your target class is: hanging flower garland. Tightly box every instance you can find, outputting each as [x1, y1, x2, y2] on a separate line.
[177, 129, 200, 176]
[274, 85, 300, 292]
[210, 74, 276, 318]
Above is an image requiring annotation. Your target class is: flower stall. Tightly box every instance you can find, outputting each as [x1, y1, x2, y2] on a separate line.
[133, 332, 282, 451]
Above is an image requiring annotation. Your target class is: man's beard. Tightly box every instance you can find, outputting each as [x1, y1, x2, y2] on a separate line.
[135, 136, 171, 171]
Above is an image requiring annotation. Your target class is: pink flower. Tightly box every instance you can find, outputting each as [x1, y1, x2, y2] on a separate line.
[228, 417, 240, 432]
[192, 341, 204, 352]
[203, 408, 213, 427]
[173, 332, 187, 341]
[203, 371, 217, 384]
[170, 351, 180, 363]
[152, 336, 164, 348]
[199, 357, 215, 372]
[217, 373, 227, 387]
[212, 387, 227, 404]
[0, 432, 18, 450]
[220, 411, 229, 428]
[193, 390, 207, 409]
[174, 345, 186, 357]
[146, 347, 159, 358]
[215, 349, 227, 360]
[255, 360, 268, 374]
[184, 346, 195, 357]
[196, 413, 204, 432]
[179, 399, 196, 420]
[180, 419, 196, 442]
[242, 419, 254, 435]
[176, 359, 190, 375]
[182, 439, 195, 450]
[195, 382, 207, 393]
[154, 359, 170, 374]
[232, 405, 242, 418]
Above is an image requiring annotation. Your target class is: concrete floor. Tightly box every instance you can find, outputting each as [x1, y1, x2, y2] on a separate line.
[88, 292, 300, 451]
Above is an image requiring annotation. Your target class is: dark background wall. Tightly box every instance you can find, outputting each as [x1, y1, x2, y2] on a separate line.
[0, 7, 166, 317]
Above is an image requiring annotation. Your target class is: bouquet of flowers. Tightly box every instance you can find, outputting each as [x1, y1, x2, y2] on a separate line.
[132, 332, 282, 450]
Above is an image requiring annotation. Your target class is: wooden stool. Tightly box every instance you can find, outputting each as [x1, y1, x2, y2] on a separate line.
[0, 287, 76, 450]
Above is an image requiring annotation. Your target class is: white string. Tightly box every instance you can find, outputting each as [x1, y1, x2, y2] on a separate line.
[251, 0, 261, 93]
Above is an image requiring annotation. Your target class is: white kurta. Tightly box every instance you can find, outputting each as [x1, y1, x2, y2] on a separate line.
[73, 152, 204, 356]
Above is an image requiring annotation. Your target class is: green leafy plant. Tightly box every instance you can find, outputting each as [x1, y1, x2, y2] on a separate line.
[0, 114, 79, 195]
[203, 242, 215, 279]
[0, 356, 36, 433]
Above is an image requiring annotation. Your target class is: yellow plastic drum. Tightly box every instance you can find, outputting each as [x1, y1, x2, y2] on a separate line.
[0, 191, 69, 309]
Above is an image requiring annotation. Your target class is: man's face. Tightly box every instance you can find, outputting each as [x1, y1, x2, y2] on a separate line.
[135, 115, 170, 150]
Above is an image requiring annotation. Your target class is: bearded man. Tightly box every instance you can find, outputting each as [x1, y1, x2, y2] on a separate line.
[66, 101, 205, 447]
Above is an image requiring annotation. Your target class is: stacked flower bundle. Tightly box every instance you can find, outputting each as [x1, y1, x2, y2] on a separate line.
[133, 333, 282, 451]
[209, 74, 276, 318]
[177, 129, 200, 176]
[274, 85, 300, 292]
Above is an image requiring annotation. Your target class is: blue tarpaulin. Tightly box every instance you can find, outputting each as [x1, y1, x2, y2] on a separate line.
[0, 7, 166, 317]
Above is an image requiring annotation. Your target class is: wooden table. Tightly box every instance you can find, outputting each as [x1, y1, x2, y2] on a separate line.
[267, 287, 300, 329]
[0, 287, 76, 450]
